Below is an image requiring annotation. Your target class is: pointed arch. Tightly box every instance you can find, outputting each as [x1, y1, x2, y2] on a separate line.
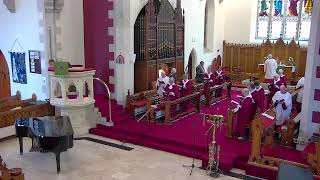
[0, 50, 11, 98]
[187, 49, 197, 79]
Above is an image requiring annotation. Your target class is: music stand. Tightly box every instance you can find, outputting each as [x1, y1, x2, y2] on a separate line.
[182, 114, 202, 175]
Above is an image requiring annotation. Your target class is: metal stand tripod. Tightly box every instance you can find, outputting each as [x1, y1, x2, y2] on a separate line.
[182, 115, 201, 175]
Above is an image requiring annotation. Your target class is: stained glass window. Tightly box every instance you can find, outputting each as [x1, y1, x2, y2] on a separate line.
[256, 0, 313, 41]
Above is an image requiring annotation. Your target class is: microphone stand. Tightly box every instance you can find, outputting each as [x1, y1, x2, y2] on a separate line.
[182, 114, 201, 175]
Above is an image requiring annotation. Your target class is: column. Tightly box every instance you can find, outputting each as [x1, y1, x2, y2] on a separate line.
[300, 0, 320, 140]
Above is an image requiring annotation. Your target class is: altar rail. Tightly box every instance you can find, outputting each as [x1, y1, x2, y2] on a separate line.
[223, 38, 307, 79]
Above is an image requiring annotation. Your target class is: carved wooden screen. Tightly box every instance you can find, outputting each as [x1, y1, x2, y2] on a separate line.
[134, 0, 184, 92]
[223, 38, 307, 79]
[0, 50, 11, 98]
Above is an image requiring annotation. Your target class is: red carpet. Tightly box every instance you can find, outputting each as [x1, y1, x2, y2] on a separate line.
[90, 91, 309, 180]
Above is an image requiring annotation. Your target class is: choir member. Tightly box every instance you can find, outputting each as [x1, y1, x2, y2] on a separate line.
[163, 77, 179, 101]
[169, 68, 177, 82]
[278, 69, 287, 86]
[233, 88, 255, 140]
[180, 74, 193, 97]
[272, 85, 292, 126]
[295, 77, 304, 112]
[264, 54, 278, 83]
[248, 82, 257, 112]
[157, 71, 169, 96]
[214, 67, 224, 85]
[203, 66, 215, 99]
[196, 61, 205, 83]
[204, 66, 216, 87]
[267, 74, 282, 107]
[254, 81, 266, 112]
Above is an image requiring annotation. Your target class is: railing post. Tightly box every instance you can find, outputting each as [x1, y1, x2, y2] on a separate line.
[165, 101, 171, 124]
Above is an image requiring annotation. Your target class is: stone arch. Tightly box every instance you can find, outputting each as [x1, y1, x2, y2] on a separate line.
[204, 0, 215, 50]
[53, 81, 62, 98]
[187, 49, 197, 79]
[83, 81, 89, 97]
[67, 82, 78, 99]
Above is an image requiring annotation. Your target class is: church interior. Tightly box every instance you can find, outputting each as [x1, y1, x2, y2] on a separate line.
[1, 0, 320, 179]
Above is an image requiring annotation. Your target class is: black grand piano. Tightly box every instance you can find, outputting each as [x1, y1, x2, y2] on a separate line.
[15, 116, 73, 173]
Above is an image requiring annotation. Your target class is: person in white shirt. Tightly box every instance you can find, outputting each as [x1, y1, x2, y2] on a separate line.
[157, 71, 169, 96]
[264, 54, 278, 83]
[295, 77, 304, 112]
[272, 85, 292, 126]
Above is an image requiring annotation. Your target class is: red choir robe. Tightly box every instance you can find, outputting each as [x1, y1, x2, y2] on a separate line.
[267, 79, 282, 107]
[214, 70, 224, 85]
[180, 79, 193, 97]
[254, 86, 266, 112]
[280, 75, 287, 86]
[215, 70, 224, 97]
[235, 95, 255, 137]
[203, 73, 216, 98]
[163, 84, 179, 101]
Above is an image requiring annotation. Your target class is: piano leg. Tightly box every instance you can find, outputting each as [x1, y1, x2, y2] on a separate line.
[19, 136, 23, 155]
[55, 153, 61, 173]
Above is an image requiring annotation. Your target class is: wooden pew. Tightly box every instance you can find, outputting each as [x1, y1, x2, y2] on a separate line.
[126, 90, 157, 116]
[0, 93, 37, 113]
[205, 82, 232, 107]
[0, 156, 24, 180]
[0, 101, 55, 128]
[248, 118, 320, 179]
[0, 91, 21, 105]
[164, 92, 201, 124]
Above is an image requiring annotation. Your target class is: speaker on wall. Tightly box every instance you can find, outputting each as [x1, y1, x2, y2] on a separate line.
[3, 0, 15, 13]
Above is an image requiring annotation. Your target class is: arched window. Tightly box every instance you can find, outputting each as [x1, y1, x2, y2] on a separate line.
[204, 0, 215, 50]
[256, 0, 313, 41]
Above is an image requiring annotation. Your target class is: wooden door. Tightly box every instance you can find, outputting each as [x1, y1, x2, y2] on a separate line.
[0, 50, 10, 98]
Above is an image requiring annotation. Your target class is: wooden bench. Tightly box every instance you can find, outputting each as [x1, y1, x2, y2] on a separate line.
[126, 90, 157, 116]
[248, 118, 320, 179]
[0, 156, 24, 180]
[205, 82, 232, 107]
[148, 92, 201, 124]
[0, 101, 55, 128]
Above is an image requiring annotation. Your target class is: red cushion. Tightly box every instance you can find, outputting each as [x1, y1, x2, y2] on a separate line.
[155, 104, 165, 111]
[132, 101, 148, 107]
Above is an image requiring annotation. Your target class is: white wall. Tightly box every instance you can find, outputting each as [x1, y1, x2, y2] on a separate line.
[0, 0, 48, 100]
[224, 0, 257, 44]
[55, 0, 84, 65]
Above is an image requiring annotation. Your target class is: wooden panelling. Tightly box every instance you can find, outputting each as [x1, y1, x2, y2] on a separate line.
[223, 38, 307, 79]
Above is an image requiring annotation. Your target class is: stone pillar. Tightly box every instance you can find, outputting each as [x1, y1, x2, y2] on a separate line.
[299, 0, 320, 143]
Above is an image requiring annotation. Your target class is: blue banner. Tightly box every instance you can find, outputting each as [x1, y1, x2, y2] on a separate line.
[10, 52, 27, 84]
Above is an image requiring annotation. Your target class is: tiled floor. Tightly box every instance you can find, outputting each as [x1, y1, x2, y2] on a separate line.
[0, 134, 240, 180]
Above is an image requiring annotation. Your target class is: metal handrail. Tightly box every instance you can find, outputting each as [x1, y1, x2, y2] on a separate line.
[93, 78, 112, 124]
[137, 107, 154, 123]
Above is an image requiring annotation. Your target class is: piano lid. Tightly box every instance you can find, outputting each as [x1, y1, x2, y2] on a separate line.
[29, 116, 74, 137]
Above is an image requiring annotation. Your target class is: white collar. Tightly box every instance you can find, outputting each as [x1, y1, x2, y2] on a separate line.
[256, 86, 263, 91]
[250, 89, 256, 94]
[280, 74, 285, 78]
[183, 79, 189, 84]
[169, 83, 175, 89]
[274, 79, 280, 84]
